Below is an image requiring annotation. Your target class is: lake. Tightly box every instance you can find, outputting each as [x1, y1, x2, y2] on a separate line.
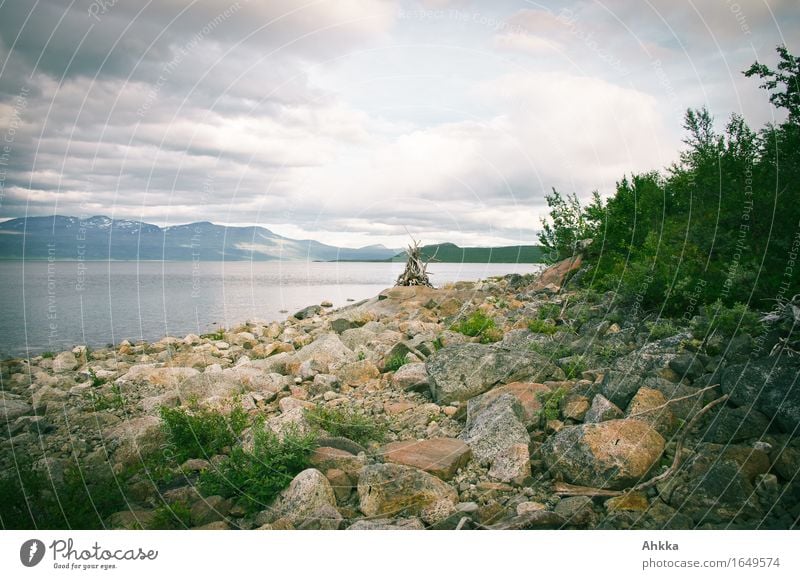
[0, 261, 543, 359]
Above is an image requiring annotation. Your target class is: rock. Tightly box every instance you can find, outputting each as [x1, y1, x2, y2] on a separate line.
[605, 492, 649, 512]
[563, 394, 590, 422]
[324, 468, 353, 503]
[294, 333, 357, 371]
[309, 447, 365, 479]
[52, 351, 79, 373]
[390, 362, 429, 392]
[116, 365, 200, 388]
[347, 518, 425, 530]
[330, 318, 355, 334]
[384, 400, 415, 415]
[264, 407, 314, 441]
[31, 385, 68, 412]
[190, 495, 232, 526]
[108, 510, 156, 529]
[357, 463, 457, 520]
[668, 353, 707, 381]
[554, 496, 597, 527]
[459, 393, 530, 463]
[466, 381, 550, 428]
[316, 436, 367, 456]
[721, 359, 800, 433]
[541, 419, 665, 490]
[298, 359, 327, 381]
[661, 443, 766, 524]
[340, 327, 376, 351]
[770, 443, 800, 481]
[516, 502, 547, 516]
[0, 398, 31, 422]
[293, 304, 322, 320]
[426, 343, 549, 405]
[584, 394, 624, 423]
[490, 510, 566, 529]
[104, 415, 165, 467]
[531, 255, 582, 291]
[193, 521, 230, 530]
[334, 359, 379, 386]
[264, 468, 338, 525]
[487, 443, 530, 485]
[700, 406, 771, 443]
[278, 397, 314, 413]
[309, 374, 339, 395]
[320, 300, 333, 308]
[626, 387, 676, 436]
[378, 438, 471, 480]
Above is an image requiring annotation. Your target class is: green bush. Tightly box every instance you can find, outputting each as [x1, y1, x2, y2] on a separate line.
[160, 404, 248, 462]
[0, 459, 129, 529]
[691, 300, 764, 340]
[450, 310, 502, 343]
[536, 387, 568, 423]
[527, 319, 558, 335]
[147, 500, 192, 530]
[385, 354, 407, 372]
[645, 319, 682, 340]
[199, 425, 316, 514]
[305, 405, 385, 446]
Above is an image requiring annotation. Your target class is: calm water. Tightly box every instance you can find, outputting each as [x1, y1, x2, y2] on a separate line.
[0, 261, 542, 359]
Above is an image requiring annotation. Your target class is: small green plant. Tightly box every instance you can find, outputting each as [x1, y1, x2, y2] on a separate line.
[159, 404, 248, 462]
[527, 318, 558, 335]
[305, 405, 385, 446]
[529, 340, 572, 360]
[451, 310, 496, 338]
[148, 500, 192, 529]
[41, 351, 54, 359]
[199, 425, 316, 514]
[385, 354, 407, 372]
[646, 319, 681, 340]
[561, 356, 587, 380]
[88, 367, 106, 387]
[537, 303, 562, 320]
[357, 351, 366, 361]
[479, 326, 504, 344]
[536, 387, 568, 423]
[86, 383, 126, 411]
[200, 329, 226, 341]
[432, 337, 444, 351]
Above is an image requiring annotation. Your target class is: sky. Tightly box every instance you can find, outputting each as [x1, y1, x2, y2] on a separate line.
[0, 0, 797, 249]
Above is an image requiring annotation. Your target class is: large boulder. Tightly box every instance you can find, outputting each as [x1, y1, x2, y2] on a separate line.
[104, 415, 165, 467]
[541, 419, 665, 490]
[459, 393, 530, 464]
[583, 394, 623, 423]
[52, 351, 79, 373]
[294, 334, 357, 371]
[426, 343, 548, 404]
[115, 365, 199, 388]
[721, 358, 800, 434]
[391, 363, 430, 391]
[0, 397, 32, 422]
[357, 463, 458, 520]
[263, 468, 340, 527]
[334, 359, 379, 386]
[466, 382, 550, 428]
[378, 438, 471, 480]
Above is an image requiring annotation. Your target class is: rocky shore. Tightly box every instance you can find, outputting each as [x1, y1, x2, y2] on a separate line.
[1, 259, 798, 530]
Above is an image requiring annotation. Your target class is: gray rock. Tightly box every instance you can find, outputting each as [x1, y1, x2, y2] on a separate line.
[0, 398, 32, 422]
[52, 351, 79, 373]
[487, 443, 530, 485]
[293, 305, 322, 320]
[294, 333, 357, 371]
[721, 358, 800, 434]
[340, 327, 376, 351]
[700, 406, 771, 443]
[427, 343, 550, 404]
[347, 518, 425, 530]
[263, 468, 338, 525]
[554, 496, 597, 527]
[584, 394, 623, 423]
[391, 362, 429, 391]
[459, 393, 530, 463]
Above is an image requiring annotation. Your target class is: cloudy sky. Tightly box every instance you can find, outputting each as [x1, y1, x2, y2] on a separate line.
[0, 0, 797, 248]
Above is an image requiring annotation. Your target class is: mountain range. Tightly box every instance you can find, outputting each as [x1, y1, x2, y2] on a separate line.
[0, 215, 544, 263]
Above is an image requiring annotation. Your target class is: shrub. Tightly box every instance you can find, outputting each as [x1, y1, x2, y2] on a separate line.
[305, 406, 385, 446]
[479, 326, 504, 344]
[385, 354, 406, 372]
[645, 319, 682, 340]
[527, 319, 558, 335]
[159, 404, 248, 462]
[88, 367, 106, 387]
[691, 300, 764, 340]
[86, 384, 126, 411]
[536, 387, 568, 423]
[199, 425, 316, 514]
[537, 303, 562, 320]
[200, 330, 226, 341]
[451, 310, 495, 337]
[147, 500, 192, 530]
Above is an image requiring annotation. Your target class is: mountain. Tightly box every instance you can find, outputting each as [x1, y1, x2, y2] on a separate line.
[0, 215, 400, 261]
[389, 242, 545, 264]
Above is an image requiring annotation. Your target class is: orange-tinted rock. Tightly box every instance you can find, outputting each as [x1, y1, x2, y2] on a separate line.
[379, 437, 472, 480]
[532, 255, 582, 291]
[605, 492, 649, 512]
[384, 400, 415, 415]
[467, 382, 551, 428]
[626, 387, 676, 436]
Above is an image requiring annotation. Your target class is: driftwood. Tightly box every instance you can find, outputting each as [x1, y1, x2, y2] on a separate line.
[553, 392, 730, 498]
[395, 239, 433, 287]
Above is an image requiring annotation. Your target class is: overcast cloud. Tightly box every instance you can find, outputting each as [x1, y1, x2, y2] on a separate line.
[0, 0, 797, 248]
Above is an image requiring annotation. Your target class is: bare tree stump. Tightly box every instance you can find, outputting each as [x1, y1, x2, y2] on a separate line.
[396, 239, 433, 287]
